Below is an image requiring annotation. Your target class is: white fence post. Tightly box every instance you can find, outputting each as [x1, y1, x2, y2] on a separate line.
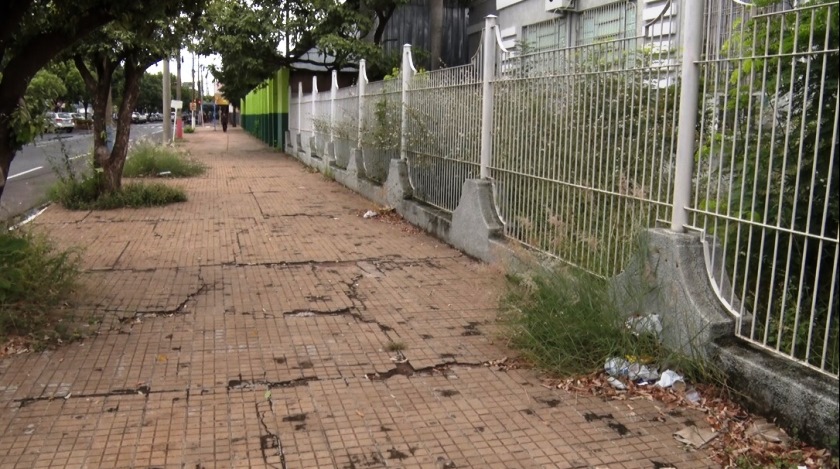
[400, 44, 414, 161]
[671, 0, 705, 232]
[311, 75, 318, 129]
[297, 82, 302, 136]
[358, 60, 367, 149]
[479, 15, 498, 179]
[330, 70, 337, 144]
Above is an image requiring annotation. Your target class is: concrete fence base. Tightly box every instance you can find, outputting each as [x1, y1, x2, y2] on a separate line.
[610, 229, 735, 358]
[281, 143, 839, 453]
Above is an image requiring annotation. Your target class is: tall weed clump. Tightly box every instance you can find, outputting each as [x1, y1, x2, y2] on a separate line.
[501, 265, 719, 383]
[123, 142, 205, 177]
[0, 230, 81, 340]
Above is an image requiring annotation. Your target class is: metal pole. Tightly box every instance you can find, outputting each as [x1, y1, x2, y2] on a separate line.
[400, 44, 412, 161]
[358, 60, 366, 149]
[479, 15, 497, 179]
[191, 53, 196, 129]
[162, 55, 172, 144]
[671, 0, 705, 232]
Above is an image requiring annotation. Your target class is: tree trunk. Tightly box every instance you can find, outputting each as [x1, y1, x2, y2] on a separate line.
[0, 123, 13, 200]
[100, 59, 142, 194]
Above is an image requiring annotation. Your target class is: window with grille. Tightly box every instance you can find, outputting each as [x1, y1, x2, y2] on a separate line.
[579, 1, 637, 45]
[521, 17, 569, 52]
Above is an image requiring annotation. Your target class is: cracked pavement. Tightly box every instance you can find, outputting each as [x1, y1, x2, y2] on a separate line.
[0, 127, 716, 468]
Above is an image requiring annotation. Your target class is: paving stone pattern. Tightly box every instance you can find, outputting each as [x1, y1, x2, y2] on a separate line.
[0, 127, 716, 468]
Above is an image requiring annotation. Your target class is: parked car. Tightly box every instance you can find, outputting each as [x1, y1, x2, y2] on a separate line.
[46, 112, 74, 133]
[131, 112, 147, 124]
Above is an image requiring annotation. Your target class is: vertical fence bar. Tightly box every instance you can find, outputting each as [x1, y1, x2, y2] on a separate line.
[358, 60, 367, 149]
[670, 0, 705, 232]
[309, 75, 321, 148]
[330, 70, 337, 144]
[480, 15, 497, 179]
[400, 44, 412, 161]
[297, 82, 302, 137]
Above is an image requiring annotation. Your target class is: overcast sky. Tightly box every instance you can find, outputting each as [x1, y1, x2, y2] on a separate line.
[147, 51, 222, 92]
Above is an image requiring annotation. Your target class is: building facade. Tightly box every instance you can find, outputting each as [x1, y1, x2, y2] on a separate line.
[468, 0, 678, 57]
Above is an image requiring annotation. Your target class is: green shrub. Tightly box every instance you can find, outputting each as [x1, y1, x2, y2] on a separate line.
[123, 142, 205, 178]
[183, 126, 195, 134]
[501, 266, 718, 383]
[49, 177, 187, 210]
[0, 230, 81, 341]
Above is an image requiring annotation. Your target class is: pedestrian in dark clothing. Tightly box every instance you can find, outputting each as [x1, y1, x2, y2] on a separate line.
[221, 112, 228, 132]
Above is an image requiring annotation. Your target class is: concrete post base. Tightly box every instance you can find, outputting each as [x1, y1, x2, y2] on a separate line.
[325, 141, 336, 165]
[449, 179, 504, 262]
[309, 136, 319, 159]
[610, 228, 735, 358]
[295, 133, 304, 157]
[384, 160, 412, 208]
[348, 148, 366, 180]
[284, 131, 294, 154]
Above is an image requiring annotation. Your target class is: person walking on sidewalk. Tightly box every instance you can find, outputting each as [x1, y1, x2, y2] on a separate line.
[221, 111, 228, 132]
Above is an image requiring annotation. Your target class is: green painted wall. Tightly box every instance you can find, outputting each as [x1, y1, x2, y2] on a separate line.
[240, 68, 290, 149]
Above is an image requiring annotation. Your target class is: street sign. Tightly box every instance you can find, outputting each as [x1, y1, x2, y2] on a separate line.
[171, 99, 183, 109]
[190, 102, 197, 112]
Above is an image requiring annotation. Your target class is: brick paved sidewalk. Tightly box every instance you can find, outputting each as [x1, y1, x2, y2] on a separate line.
[0, 126, 715, 468]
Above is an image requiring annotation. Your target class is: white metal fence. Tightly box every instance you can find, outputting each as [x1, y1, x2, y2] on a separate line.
[689, 0, 839, 377]
[406, 50, 482, 211]
[286, 0, 839, 378]
[333, 84, 359, 168]
[312, 79, 332, 160]
[490, 33, 679, 278]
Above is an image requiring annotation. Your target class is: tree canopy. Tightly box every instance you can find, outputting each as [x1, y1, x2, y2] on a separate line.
[0, 0, 207, 198]
[198, 0, 407, 103]
[69, 1, 207, 194]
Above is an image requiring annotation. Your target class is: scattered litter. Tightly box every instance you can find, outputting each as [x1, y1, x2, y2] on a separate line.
[604, 357, 659, 381]
[655, 369, 685, 390]
[547, 373, 835, 468]
[158, 171, 172, 176]
[685, 389, 701, 404]
[363, 210, 378, 219]
[288, 311, 316, 317]
[606, 376, 627, 390]
[674, 425, 718, 448]
[626, 313, 663, 338]
[747, 418, 790, 445]
[64, 393, 72, 400]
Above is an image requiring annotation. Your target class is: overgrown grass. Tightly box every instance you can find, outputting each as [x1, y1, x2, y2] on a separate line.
[0, 230, 82, 344]
[49, 176, 187, 210]
[123, 142, 205, 177]
[501, 266, 719, 383]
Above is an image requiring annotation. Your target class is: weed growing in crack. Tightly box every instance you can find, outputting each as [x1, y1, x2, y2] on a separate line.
[0, 229, 85, 348]
[384, 340, 406, 352]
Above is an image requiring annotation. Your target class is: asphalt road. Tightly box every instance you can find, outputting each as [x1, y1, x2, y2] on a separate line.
[1, 123, 164, 221]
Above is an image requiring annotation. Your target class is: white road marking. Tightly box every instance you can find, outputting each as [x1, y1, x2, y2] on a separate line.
[8, 166, 43, 179]
[8, 206, 49, 231]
